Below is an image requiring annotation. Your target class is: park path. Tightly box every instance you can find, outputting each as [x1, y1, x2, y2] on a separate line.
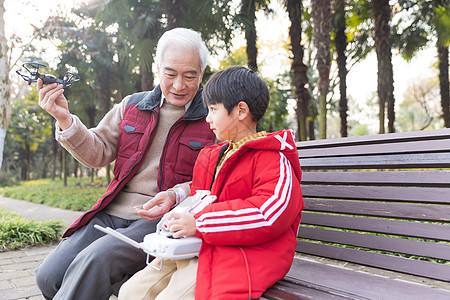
[0, 196, 82, 300]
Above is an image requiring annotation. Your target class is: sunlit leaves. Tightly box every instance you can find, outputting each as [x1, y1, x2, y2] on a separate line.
[8, 89, 51, 151]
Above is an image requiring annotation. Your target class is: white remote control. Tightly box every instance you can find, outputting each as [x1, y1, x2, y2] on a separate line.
[94, 190, 216, 270]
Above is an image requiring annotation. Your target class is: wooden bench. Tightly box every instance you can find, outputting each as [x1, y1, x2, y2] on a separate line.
[262, 128, 450, 299]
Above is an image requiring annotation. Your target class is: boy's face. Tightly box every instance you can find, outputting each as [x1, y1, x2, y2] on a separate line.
[206, 103, 240, 142]
[158, 45, 203, 107]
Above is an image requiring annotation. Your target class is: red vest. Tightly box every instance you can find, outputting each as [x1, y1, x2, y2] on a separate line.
[63, 85, 215, 237]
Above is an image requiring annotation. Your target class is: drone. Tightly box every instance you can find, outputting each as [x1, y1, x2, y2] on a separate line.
[16, 62, 80, 88]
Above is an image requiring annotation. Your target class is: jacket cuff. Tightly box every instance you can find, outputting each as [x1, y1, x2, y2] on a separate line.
[55, 114, 77, 138]
[168, 182, 191, 206]
[55, 115, 89, 150]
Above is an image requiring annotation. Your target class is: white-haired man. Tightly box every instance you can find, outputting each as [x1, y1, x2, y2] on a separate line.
[35, 27, 215, 300]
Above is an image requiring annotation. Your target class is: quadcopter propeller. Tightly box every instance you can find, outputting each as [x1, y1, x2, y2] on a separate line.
[16, 62, 80, 89]
[62, 72, 80, 88]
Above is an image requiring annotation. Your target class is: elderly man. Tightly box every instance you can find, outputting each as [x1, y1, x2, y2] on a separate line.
[35, 27, 215, 300]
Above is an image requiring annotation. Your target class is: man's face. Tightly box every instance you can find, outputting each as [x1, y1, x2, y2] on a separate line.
[158, 45, 203, 107]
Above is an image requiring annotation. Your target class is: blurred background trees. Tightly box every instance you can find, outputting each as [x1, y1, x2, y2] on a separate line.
[1, 0, 448, 182]
[0, 0, 11, 170]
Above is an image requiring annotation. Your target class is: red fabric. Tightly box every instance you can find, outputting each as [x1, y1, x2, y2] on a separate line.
[63, 91, 215, 237]
[190, 129, 304, 300]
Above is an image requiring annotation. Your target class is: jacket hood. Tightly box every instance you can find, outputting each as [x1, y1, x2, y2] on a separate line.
[130, 85, 207, 120]
[238, 129, 302, 181]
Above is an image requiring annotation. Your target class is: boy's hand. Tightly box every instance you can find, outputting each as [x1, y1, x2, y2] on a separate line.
[135, 191, 176, 221]
[165, 212, 196, 238]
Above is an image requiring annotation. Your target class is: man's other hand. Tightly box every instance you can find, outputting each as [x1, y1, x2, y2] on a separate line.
[135, 190, 177, 221]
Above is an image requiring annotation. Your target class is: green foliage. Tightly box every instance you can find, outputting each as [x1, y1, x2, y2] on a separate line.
[214, 47, 291, 132]
[0, 178, 105, 211]
[435, 6, 450, 47]
[345, 0, 374, 67]
[218, 46, 248, 70]
[0, 208, 63, 251]
[4, 0, 445, 181]
[37, 10, 136, 125]
[394, 0, 450, 60]
[259, 73, 292, 132]
[8, 89, 52, 150]
[5, 89, 54, 180]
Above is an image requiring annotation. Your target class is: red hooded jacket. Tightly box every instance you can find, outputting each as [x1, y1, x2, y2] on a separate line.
[190, 129, 304, 299]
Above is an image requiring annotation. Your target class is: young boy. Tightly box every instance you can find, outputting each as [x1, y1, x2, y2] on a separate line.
[119, 66, 304, 300]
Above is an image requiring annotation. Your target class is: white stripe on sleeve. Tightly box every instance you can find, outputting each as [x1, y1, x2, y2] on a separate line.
[197, 152, 293, 233]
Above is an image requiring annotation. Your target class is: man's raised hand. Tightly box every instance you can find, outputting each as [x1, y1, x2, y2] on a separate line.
[37, 79, 73, 130]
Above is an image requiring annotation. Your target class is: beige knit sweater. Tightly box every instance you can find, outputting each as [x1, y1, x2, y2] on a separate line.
[56, 96, 190, 220]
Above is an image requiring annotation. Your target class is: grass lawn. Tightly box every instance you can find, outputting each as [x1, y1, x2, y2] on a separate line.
[0, 208, 63, 251]
[0, 177, 106, 211]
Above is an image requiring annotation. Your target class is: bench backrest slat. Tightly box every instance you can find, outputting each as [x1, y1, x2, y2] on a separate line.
[302, 171, 450, 186]
[300, 152, 450, 169]
[302, 185, 450, 204]
[296, 128, 450, 282]
[299, 227, 450, 260]
[305, 199, 450, 222]
[297, 128, 450, 149]
[298, 139, 450, 158]
[301, 212, 450, 241]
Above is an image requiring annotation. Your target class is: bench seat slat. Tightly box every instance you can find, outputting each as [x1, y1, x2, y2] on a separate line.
[299, 227, 450, 260]
[298, 139, 450, 158]
[301, 185, 450, 204]
[300, 152, 450, 169]
[261, 280, 352, 300]
[296, 241, 450, 282]
[302, 171, 450, 186]
[300, 212, 450, 241]
[305, 199, 450, 222]
[285, 258, 450, 299]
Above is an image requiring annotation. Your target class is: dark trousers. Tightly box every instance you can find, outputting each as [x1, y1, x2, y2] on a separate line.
[35, 211, 158, 300]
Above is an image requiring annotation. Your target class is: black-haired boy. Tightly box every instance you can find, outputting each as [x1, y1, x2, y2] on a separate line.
[120, 66, 304, 299]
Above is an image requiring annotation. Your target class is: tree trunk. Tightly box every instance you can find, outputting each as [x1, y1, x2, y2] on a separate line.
[287, 0, 310, 141]
[0, 0, 11, 168]
[372, 0, 395, 133]
[334, 0, 348, 137]
[141, 67, 154, 91]
[97, 35, 113, 183]
[52, 123, 57, 180]
[312, 0, 332, 139]
[241, 0, 258, 72]
[164, 0, 187, 29]
[25, 143, 30, 180]
[139, 26, 156, 91]
[308, 119, 316, 140]
[438, 46, 449, 127]
[83, 105, 96, 182]
[62, 148, 67, 186]
[73, 158, 79, 178]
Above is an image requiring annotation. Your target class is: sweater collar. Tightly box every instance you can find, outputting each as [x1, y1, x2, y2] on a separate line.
[136, 85, 207, 119]
[159, 94, 193, 112]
